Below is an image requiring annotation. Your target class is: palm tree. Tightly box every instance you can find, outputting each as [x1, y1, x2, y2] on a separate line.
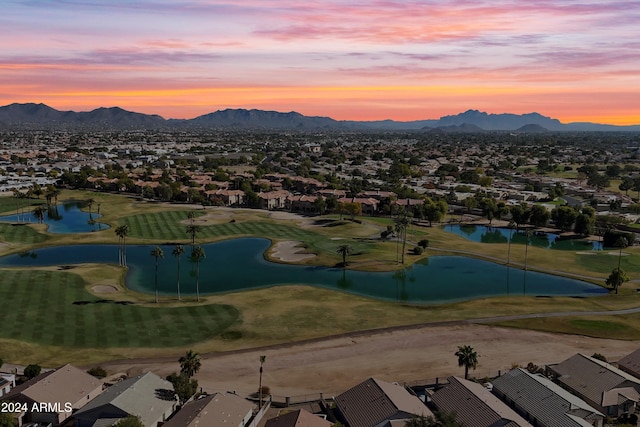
[258, 355, 266, 409]
[191, 246, 206, 302]
[614, 236, 629, 272]
[523, 229, 532, 295]
[115, 224, 130, 266]
[506, 220, 515, 265]
[32, 205, 46, 224]
[87, 198, 95, 218]
[187, 210, 197, 225]
[172, 244, 185, 301]
[51, 188, 60, 205]
[150, 246, 164, 303]
[13, 189, 22, 222]
[455, 345, 479, 379]
[185, 224, 201, 248]
[336, 244, 353, 267]
[394, 207, 410, 264]
[179, 349, 201, 378]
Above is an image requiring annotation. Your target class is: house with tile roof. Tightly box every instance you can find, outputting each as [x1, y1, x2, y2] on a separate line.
[163, 392, 256, 427]
[617, 348, 640, 380]
[548, 353, 640, 417]
[2, 363, 103, 426]
[430, 376, 531, 427]
[73, 372, 177, 427]
[265, 408, 332, 427]
[492, 368, 604, 427]
[333, 377, 433, 427]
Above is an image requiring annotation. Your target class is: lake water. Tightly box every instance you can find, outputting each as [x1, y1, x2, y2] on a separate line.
[0, 238, 607, 303]
[0, 201, 109, 233]
[444, 224, 603, 251]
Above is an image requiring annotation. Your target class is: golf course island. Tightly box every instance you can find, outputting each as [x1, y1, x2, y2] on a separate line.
[0, 189, 638, 367]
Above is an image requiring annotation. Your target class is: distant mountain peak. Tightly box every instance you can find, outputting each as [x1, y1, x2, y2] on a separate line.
[0, 102, 638, 131]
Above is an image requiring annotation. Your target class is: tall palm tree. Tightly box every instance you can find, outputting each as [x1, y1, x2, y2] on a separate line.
[172, 244, 185, 301]
[13, 189, 22, 222]
[336, 244, 353, 267]
[191, 246, 206, 302]
[150, 246, 164, 303]
[115, 224, 130, 266]
[523, 229, 532, 295]
[614, 236, 629, 272]
[32, 205, 46, 224]
[258, 355, 266, 409]
[87, 198, 95, 218]
[394, 207, 410, 264]
[179, 349, 201, 378]
[455, 345, 479, 380]
[185, 224, 201, 248]
[187, 210, 197, 225]
[506, 220, 515, 265]
[51, 188, 60, 205]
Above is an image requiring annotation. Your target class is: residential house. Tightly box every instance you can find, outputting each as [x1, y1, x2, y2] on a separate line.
[2, 363, 103, 426]
[318, 189, 347, 199]
[617, 348, 640, 379]
[360, 190, 397, 201]
[333, 377, 433, 427]
[0, 373, 15, 397]
[206, 189, 245, 206]
[258, 190, 291, 210]
[73, 372, 177, 427]
[548, 353, 640, 416]
[391, 198, 424, 214]
[288, 194, 320, 213]
[163, 393, 257, 427]
[265, 408, 331, 427]
[338, 197, 379, 215]
[430, 376, 531, 427]
[492, 368, 604, 427]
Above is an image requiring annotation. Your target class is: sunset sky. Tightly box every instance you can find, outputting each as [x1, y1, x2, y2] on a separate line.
[2, 0, 639, 124]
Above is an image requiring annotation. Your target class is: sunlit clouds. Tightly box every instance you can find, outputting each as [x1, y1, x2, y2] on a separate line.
[1, 0, 638, 124]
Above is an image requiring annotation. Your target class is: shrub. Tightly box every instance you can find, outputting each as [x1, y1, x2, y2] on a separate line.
[591, 353, 607, 362]
[418, 239, 429, 249]
[412, 246, 423, 255]
[87, 366, 107, 379]
[24, 364, 41, 379]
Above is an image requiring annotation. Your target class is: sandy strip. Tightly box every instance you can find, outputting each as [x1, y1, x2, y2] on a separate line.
[270, 240, 316, 262]
[100, 324, 640, 397]
[91, 285, 118, 293]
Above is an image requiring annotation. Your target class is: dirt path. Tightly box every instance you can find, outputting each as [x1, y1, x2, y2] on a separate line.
[100, 323, 640, 398]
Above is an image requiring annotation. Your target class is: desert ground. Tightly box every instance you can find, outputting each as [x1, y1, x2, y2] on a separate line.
[101, 323, 640, 398]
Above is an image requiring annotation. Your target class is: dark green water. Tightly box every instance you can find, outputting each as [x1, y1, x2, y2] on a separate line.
[0, 238, 606, 303]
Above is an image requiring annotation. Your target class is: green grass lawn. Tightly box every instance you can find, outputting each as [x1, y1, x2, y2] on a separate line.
[0, 197, 46, 215]
[0, 223, 49, 244]
[0, 269, 239, 348]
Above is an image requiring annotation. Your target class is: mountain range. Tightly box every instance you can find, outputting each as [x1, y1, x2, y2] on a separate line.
[0, 102, 638, 132]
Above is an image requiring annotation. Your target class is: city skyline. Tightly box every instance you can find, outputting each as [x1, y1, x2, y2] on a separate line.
[2, 0, 639, 125]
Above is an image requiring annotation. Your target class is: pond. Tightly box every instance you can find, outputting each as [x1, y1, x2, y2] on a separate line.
[0, 238, 607, 303]
[0, 201, 109, 233]
[444, 224, 603, 251]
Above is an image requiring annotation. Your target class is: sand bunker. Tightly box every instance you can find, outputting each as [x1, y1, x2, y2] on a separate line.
[91, 285, 118, 293]
[270, 240, 316, 262]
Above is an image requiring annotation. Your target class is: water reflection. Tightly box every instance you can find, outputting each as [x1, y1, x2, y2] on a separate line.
[0, 201, 109, 233]
[445, 224, 603, 251]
